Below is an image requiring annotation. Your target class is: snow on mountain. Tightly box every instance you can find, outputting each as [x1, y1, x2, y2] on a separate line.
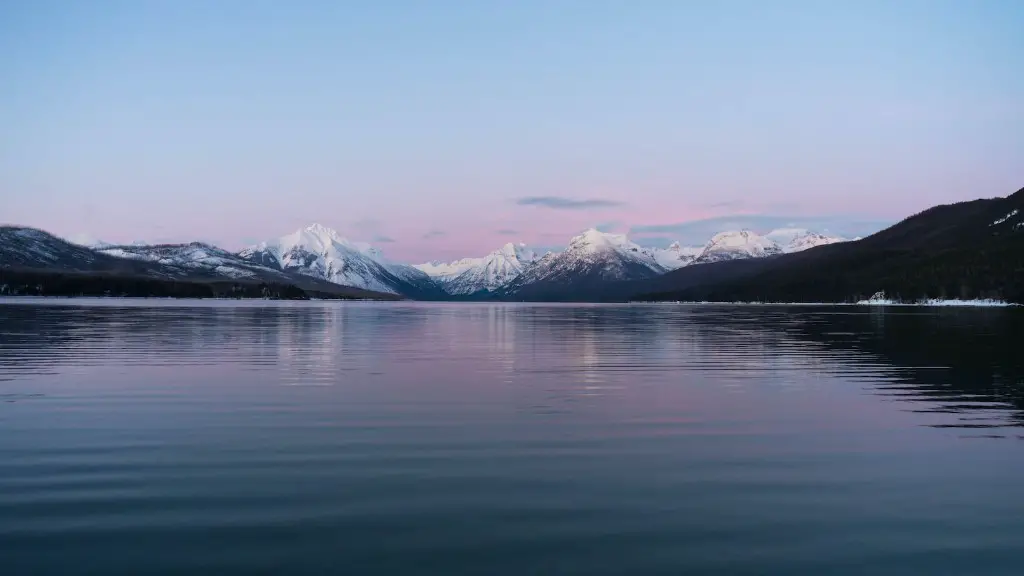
[991, 209, 1020, 227]
[765, 228, 846, 253]
[414, 259, 479, 278]
[238, 224, 439, 296]
[690, 230, 783, 265]
[643, 241, 704, 271]
[415, 242, 541, 295]
[66, 234, 114, 249]
[96, 242, 274, 280]
[498, 229, 666, 297]
[0, 227, 114, 270]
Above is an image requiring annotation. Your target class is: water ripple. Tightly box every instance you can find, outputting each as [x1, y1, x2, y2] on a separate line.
[2, 299, 1023, 575]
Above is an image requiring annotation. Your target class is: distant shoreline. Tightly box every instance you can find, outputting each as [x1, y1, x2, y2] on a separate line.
[631, 299, 1019, 308]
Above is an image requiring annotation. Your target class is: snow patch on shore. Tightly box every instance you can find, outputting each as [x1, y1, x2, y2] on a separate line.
[855, 298, 1016, 307]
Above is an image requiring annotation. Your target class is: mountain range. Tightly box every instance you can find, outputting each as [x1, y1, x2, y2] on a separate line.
[3, 185, 1021, 302]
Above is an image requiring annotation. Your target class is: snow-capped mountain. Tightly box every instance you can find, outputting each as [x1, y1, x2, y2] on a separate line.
[1, 227, 122, 271]
[497, 229, 666, 300]
[238, 224, 442, 297]
[1, 226, 399, 299]
[414, 242, 540, 295]
[765, 228, 846, 253]
[643, 241, 704, 271]
[690, 230, 784, 265]
[5, 220, 857, 301]
[96, 242, 280, 280]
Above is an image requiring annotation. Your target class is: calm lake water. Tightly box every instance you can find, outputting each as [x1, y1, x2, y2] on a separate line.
[2, 300, 1023, 575]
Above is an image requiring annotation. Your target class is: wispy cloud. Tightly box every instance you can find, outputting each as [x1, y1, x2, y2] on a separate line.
[703, 200, 745, 210]
[496, 228, 519, 236]
[373, 235, 395, 243]
[630, 215, 892, 245]
[422, 230, 446, 239]
[516, 196, 623, 210]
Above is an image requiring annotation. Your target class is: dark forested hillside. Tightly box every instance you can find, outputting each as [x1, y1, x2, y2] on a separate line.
[0, 227, 402, 300]
[0, 269, 401, 300]
[636, 186, 1024, 304]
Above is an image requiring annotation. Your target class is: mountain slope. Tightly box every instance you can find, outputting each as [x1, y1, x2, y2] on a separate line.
[1, 227, 171, 275]
[97, 242, 282, 280]
[415, 243, 539, 295]
[496, 229, 666, 301]
[239, 224, 443, 298]
[690, 230, 782, 265]
[636, 186, 1024, 303]
[765, 228, 846, 253]
[0, 227, 398, 299]
[644, 242, 704, 270]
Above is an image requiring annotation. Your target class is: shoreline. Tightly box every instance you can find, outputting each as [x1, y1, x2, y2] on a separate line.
[631, 299, 1019, 308]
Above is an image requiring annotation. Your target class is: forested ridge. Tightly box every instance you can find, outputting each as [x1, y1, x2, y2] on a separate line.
[636, 187, 1024, 304]
[0, 269, 389, 300]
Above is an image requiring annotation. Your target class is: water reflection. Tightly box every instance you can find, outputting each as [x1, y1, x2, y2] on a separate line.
[3, 300, 1024, 575]
[2, 300, 1022, 431]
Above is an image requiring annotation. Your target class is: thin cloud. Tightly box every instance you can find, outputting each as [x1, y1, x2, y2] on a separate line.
[373, 235, 396, 243]
[703, 200, 745, 210]
[422, 230, 446, 239]
[496, 228, 519, 236]
[630, 215, 892, 245]
[516, 196, 623, 210]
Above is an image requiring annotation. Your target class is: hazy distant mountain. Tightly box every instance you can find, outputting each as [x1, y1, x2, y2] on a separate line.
[765, 228, 846, 253]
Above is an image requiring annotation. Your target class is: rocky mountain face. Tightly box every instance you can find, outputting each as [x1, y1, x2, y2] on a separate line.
[238, 224, 443, 298]
[414, 242, 541, 295]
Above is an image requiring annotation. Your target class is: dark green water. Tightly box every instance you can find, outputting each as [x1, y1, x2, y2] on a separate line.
[2, 300, 1023, 575]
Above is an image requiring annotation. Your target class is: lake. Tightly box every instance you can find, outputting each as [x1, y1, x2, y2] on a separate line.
[1, 299, 1023, 575]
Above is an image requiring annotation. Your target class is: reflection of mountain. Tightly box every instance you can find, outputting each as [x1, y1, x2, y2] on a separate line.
[3, 302, 1021, 432]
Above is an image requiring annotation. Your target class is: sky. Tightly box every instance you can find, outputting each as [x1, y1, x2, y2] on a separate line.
[2, 1, 1022, 262]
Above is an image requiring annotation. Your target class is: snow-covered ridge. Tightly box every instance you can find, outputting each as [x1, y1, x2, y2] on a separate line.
[644, 241, 704, 271]
[497, 228, 669, 296]
[95, 242, 282, 280]
[565, 228, 666, 272]
[415, 242, 540, 295]
[691, 230, 782, 265]
[239, 224, 436, 295]
[766, 228, 845, 253]
[74, 223, 849, 297]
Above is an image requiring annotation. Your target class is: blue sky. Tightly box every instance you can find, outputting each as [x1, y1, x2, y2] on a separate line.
[2, 1, 1022, 260]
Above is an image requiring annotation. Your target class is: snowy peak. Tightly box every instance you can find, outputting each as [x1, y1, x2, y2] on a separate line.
[499, 242, 537, 263]
[692, 230, 782, 265]
[567, 228, 632, 253]
[415, 241, 541, 294]
[644, 241, 704, 271]
[239, 224, 439, 296]
[564, 229, 655, 263]
[497, 229, 666, 298]
[96, 242, 279, 280]
[766, 228, 845, 253]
